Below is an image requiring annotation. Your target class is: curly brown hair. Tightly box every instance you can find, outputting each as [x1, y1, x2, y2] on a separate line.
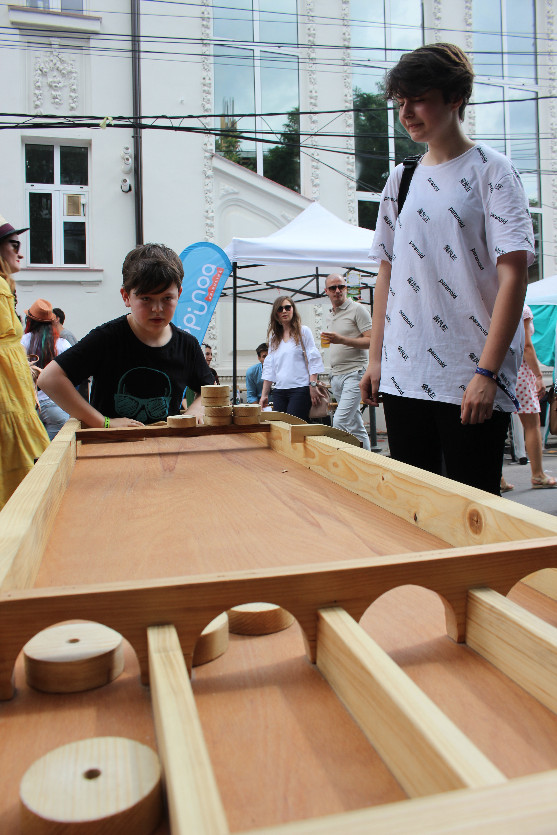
[267, 296, 303, 351]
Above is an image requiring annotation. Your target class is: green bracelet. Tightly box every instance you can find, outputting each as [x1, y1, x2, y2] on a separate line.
[104, 416, 110, 428]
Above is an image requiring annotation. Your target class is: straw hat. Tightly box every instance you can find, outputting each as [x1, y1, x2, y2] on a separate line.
[25, 299, 56, 323]
[0, 215, 29, 243]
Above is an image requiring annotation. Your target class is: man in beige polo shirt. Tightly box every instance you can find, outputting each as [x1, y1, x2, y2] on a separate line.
[322, 274, 372, 449]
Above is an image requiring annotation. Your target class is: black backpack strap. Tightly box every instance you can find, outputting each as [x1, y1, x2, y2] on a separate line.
[397, 154, 421, 213]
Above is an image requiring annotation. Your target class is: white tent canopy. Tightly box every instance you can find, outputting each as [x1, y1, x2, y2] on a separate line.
[525, 275, 557, 306]
[224, 201, 376, 296]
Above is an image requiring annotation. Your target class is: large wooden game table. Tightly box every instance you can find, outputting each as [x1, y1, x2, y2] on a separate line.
[3, 415, 557, 832]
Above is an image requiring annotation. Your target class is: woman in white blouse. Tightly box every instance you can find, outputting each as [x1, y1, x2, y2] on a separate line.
[260, 296, 324, 421]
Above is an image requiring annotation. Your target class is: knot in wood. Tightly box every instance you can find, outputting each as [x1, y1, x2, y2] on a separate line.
[466, 506, 484, 535]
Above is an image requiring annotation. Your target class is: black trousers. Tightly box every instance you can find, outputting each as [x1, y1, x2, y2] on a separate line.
[382, 393, 510, 495]
[272, 386, 311, 422]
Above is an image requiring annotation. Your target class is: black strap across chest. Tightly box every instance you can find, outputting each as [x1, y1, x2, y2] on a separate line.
[397, 154, 422, 213]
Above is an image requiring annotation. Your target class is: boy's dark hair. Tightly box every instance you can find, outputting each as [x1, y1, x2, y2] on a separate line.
[122, 243, 184, 294]
[385, 43, 474, 121]
[256, 343, 268, 356]
[52, 307, 65, 324]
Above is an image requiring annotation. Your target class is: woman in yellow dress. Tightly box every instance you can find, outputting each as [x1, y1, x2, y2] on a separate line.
[0, 216, 49, 509]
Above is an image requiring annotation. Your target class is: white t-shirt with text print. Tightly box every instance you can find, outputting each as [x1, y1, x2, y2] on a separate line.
[369, 144, 535, 410]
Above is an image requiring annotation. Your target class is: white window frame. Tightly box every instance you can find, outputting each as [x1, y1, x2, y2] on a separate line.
[24, 141, 90, 268]
[213, 0, 300, 186]
[26, 0, 86, 13]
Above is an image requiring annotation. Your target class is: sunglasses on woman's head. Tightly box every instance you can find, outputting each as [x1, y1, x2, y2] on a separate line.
[277, 304, 292, 313]
[8, 240, 20, 253]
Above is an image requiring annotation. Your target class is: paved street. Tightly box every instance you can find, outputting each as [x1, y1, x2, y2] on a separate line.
[502, 444, 557, 517]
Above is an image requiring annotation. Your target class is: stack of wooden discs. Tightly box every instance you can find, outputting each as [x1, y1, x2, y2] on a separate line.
[201, 385, 231, 426]
[233, 404, 261, 425]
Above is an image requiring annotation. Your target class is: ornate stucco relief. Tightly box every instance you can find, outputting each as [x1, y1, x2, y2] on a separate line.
[341, 0, 357, 224]
[32, 44, 79, 114]
[432, 0, 442, 42]
[305, 0, 320, 200]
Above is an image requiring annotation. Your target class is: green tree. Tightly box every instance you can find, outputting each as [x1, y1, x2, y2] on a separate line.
[263, 108, 300, 192]
[353, 87, 425, 194]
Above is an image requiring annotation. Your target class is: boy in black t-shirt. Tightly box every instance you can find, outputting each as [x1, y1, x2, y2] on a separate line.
[39, 243, 215, 428]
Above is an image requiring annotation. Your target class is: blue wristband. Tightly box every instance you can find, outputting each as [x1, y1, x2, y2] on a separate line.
[475, 367, 520, 411]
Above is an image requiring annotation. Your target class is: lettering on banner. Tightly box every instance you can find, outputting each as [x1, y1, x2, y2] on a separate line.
[181, 262, 222, 332]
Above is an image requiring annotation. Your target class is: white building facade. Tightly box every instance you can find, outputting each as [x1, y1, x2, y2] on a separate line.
[0, 0, 554, 376]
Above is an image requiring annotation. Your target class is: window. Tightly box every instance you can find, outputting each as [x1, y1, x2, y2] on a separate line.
[472, 0, 541, 280]
[213, 0, 300, 192]
[25, 143, 89, 266]
[27, 0, 85, 13]
[351, 1, 424, 228]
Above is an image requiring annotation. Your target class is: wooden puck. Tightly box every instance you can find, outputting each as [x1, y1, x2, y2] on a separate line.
[192, 613, 229, 666]
[227, 603, 294, 635]
[233, 415, 261, 425]
[20, 737, 162, 834]
[204, 415, 232, 426]
[233, 404, 261, 417]
[201, 385, 230, 405]
[23, 623, 125, 694]
[167, 414, 196, 428]
[204, 405, 233, 417]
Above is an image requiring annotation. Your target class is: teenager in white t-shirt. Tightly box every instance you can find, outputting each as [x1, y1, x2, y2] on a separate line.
[360, 43, 535, 495]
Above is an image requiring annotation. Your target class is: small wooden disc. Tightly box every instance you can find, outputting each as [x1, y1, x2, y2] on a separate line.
[201, 385, 230, 405]
[23, 623, 125, 694]
[233, 415, 261, 425]
[227, 603, 294, 635]
[233, 404, 261, 417]
[192, 613, 229, 666]
[167, 414, 196, 428]
[204, 415, 232, 426]
[204, 405, 233, 417]
[20, 737, 162, 834]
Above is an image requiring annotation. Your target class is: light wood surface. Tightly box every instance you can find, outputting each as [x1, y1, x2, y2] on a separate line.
[227, 603, 294, 635]
[201, 385, 230, 405]
[289, 424, 360, 447]
[466, 587, 557, 714]
[147, 625, 229, 835]
[19, 736, 162, 834]
[316, 606, 506, 796]
[0, 418, 78, 593]
[265, 423, 557, 546]
[192, 613, 229, 667]
[23, 622, 124, 694]
[243, 770, 557, 835]
[5, 423, 557, 832]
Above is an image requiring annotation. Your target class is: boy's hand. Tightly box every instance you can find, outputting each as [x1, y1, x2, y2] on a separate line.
[460, 374, 497, 424]
[260, 394, 269, 409]
[360, 360, 382, 407]
[108, 417, 145, 428]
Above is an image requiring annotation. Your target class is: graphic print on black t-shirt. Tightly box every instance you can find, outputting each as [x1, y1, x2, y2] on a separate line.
[114, 366, 172, 422]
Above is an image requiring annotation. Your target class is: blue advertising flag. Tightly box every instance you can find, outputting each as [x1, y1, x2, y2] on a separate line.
[172, 242, 232, 343]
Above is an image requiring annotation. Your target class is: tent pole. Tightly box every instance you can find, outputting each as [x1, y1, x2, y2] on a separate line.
[233, 262, 238, 403]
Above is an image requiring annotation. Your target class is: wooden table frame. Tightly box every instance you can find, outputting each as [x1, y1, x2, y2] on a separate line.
[3, 417, 557, 833]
